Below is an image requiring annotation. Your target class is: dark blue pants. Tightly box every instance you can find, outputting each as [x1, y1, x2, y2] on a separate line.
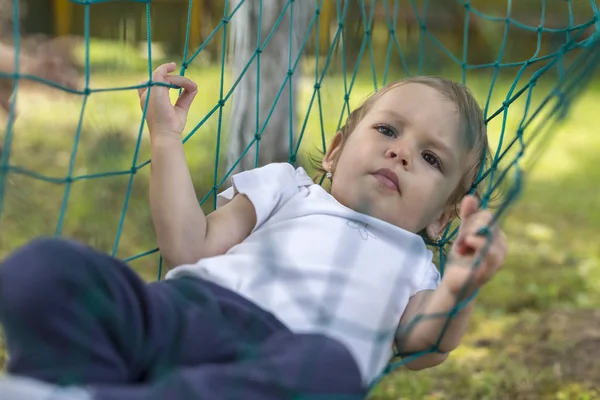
[0, 238, 366, 400]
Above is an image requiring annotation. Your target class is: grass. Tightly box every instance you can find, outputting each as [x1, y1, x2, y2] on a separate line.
[1, 38, 600, 399]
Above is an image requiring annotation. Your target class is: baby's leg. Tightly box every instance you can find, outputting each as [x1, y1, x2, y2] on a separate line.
[0, 237, 247, 386]
[1, 333, 366, 400]
[0, 237, 163, 384]
[0, 238, 366, 399]
[92, 331, 366, 400]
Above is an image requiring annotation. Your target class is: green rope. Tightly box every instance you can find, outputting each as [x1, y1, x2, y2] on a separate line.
[1, 0, 599, 393]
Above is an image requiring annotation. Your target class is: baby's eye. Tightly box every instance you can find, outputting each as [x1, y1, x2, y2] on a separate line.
[375, 124, 396, 137]
[422, 152, 443, 171]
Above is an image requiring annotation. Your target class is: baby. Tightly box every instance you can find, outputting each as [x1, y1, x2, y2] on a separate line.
[0, 62, 507, 400]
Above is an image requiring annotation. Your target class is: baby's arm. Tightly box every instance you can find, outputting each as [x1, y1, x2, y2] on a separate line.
[142, 62, 256, 268]
[395, 196, 507, 370]
[149, 136, 256, 268]
[395, 287, 472, 370]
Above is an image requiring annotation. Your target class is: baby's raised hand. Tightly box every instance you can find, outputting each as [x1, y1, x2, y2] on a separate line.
[137, 62, 198, 140]
[442, 195, 508, 298]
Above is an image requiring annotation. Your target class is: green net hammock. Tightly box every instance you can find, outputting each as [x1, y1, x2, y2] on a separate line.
[0, 0, 599, 395]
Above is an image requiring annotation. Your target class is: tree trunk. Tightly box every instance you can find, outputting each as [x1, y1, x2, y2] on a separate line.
[227, 0, 313, 175]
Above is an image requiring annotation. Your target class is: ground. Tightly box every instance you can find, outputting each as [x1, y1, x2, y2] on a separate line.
[370, 309, 600, 399]
[0, 39, 599, 399]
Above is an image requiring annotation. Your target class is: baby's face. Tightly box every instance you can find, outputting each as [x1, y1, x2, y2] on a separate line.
[324, 82, 470, 236]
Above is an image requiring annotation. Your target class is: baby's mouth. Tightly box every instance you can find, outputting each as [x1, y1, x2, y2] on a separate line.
[372, 168, 401, 194]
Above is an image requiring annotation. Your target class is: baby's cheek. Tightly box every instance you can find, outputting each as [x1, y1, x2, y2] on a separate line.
[408, 195, 441, 229]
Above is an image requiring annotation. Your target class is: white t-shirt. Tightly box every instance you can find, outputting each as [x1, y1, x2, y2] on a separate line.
[166, 162, 441, 385]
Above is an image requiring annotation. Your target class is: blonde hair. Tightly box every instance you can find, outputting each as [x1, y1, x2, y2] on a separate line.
[309, 76, 494, 242]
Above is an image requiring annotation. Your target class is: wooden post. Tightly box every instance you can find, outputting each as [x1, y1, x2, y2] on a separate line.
[53, 0, 73, 36]
[318, 0, 333, 54]
[189, 0, 203, 52]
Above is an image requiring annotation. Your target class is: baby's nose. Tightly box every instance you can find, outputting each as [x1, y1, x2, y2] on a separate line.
[387, 146, 411, 167]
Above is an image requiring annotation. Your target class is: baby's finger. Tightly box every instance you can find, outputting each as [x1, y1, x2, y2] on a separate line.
[137, 80, 149, 98]
[486, 246, 505, 272]
[165, 75, 197, 94]
[489, 232, 508, 266]
[463, 234, 489, 252]
[155, 62, 176, 77]
[456, 233, 488, 256]
[456, 211, 492, 253]
[457, 200, 486, 237]
[458, 195, 480, 222]
[166, 75, 198, 111]
[471, 210, 494, 231]
[498, 230, 508, 251]
[151, 62, 177, 84]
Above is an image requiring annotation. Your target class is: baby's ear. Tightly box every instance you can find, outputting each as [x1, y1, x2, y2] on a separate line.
[321, 130, 344, 172]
